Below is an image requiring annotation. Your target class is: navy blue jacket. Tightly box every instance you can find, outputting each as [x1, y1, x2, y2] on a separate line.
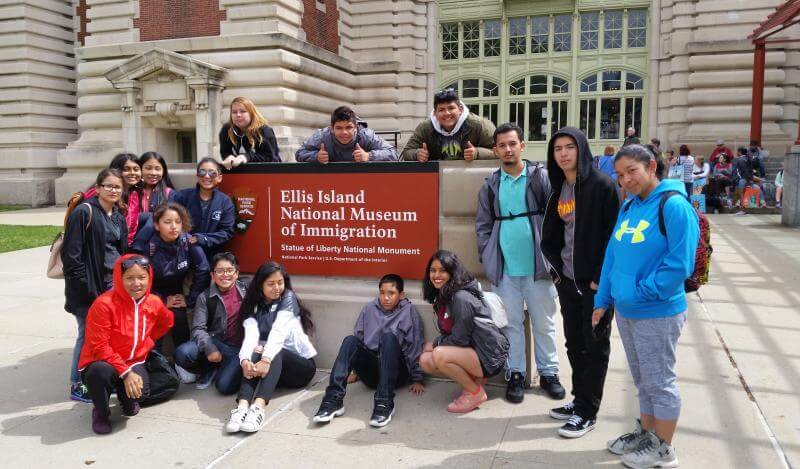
[171, 187, 236, 259]
[144, 232, 210, 308]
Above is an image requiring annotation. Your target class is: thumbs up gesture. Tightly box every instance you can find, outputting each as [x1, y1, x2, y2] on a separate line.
[317, 143, 329, 164]
[463, 140, 476, 162]
[353, 142, 369, 162]
[418, 142, 430, 163]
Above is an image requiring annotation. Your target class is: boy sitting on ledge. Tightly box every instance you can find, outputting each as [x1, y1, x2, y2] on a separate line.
[313, 274, 425, 427]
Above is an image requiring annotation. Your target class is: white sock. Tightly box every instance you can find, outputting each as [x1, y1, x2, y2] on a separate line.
[237, 401, 248, 411]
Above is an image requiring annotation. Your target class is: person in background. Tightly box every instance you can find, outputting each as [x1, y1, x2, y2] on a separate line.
[219, 96, 281, 168]
[596, 144, 698, 468]
[137, 152, 174, 216]
[63, 169, 128, 403]
[595, 145, 617, 182]
[775, 163, 784, 209]
[226, 262, 317, 433]
[692, 155, 710, 195]
[295, 106, 397, 163]
[313, 274, 425, 428]
[401, 88, 496, 162]
[749, 140, 767, 178]
[677, 145, 695, 199]
[170, 158, 235, 261]
[79, 255, 173, 434]
[173, 252, 247, 393]
[709, 139, 734, 171]
[622, 127, 640, 147]
[712, 154, 734, 203]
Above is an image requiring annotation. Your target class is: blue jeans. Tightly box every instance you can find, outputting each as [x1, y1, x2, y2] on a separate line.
[70, 315, 86, 384]
[494, 274, 558, 377]
[324, 334, 409, 404]
[173, 337, 242, 395]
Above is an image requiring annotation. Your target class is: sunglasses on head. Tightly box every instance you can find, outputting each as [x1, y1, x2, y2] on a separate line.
[121, 257, 150, 271]
[434, 88, 458, 100]
[197, 169, 220, 178]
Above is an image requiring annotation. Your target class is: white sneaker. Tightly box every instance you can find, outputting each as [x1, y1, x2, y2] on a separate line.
[225, 406, 249, 433]
[239, 405, 266, 433]
[174, 364, 197, 384]
[621, 430, 679, 469]
[607, 418, 646, 455]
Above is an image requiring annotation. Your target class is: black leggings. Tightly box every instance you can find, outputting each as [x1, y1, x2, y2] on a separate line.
[83, 361, 150, 417]
[237, 349, 316, 403]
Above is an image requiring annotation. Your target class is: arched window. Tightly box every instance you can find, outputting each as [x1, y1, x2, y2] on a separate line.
[578, 70, 645, 140]
[507, 74, 570, 141]
[444, 78, 500, 125]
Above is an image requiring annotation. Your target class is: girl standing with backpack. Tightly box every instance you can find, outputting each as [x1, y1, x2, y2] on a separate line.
[62, 169, 128, 403]
[594, 144, 699, 469]
[418, 250, 509, 414]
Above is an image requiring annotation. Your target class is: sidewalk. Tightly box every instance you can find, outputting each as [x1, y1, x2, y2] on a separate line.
[0, 206, 63, 226]
[0, 215, 796, 468]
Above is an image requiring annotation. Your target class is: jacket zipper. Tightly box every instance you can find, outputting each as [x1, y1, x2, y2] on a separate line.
[129, 297, 139, 360]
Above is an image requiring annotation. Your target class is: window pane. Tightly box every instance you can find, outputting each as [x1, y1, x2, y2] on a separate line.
[484, 20, 501, 57]
[625, 97, 643, 137]
[482, 103, 498, 126]
[530, 75, 548, 94]
[628, 10, 647, 48]
[509, 17, 527, 55]
[509, 78, 526, 96]
[462, 79, 479, 98]
[554, 15, 572, 52]
[604, 11, 623, 49]
[509, 102, 525, 131]
[531, 16, 549, 53]
[442, 23, 458, 60]
[528, 101, 548, 141]
[581, 12, 599, 50]
[551, 100, 568, 137]
[626, 72, 644, 90]
[483, 80, 499, 97]
[552, 77, 569, 93]
[463, 22, 480, 59]
[445, 81, 458, 93]
[602, 70, 622, 91]
[580, 99, 597, 140]
[580, 74, 597, 92]
[600, 98, 621, 139]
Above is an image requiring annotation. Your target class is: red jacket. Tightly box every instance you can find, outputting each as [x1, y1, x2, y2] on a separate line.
[79, 254, 173, 376]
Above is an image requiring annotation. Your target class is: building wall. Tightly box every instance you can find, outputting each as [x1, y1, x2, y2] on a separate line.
[0, 0, 78, 206]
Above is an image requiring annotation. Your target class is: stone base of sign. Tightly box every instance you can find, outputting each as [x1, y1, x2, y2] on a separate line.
[782, 147, 800, 227]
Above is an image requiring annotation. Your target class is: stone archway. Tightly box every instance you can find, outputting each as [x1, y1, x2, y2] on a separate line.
[104, 48, 228, 160]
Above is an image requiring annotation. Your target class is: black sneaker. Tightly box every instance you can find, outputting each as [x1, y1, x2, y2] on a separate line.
[369, 401, 395, 428]
[121, 400, 140, 417]
[558, 414, 596, 438]
[505, 372, 526, 403]
[549, 401, 575, 420]
[539, 375, 566, 400]
[312, 399, 345, 424]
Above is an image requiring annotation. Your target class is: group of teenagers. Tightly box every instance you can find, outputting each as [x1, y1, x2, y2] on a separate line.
[62, 89, 699, 469]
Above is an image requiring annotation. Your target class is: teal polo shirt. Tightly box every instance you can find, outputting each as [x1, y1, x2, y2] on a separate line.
[498, 170, 535, 277]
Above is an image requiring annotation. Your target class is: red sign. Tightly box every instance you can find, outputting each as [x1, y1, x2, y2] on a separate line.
[219, 163, 439, 279]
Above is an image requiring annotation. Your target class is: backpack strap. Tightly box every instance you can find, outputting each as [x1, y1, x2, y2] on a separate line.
[488, 161, 547, 221]
[82, 202, 93, 231]
[621, 198, 635, 213]
[657, 190, 683, 238]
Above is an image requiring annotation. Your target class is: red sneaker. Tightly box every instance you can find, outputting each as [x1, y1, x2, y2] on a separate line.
[447, 386, 487, 413]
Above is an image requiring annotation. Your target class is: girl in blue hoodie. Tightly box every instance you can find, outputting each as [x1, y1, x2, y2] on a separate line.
[593, 144, 699, 469]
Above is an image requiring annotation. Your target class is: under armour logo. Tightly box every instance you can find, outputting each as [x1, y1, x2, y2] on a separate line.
[615, 219, 650, 243]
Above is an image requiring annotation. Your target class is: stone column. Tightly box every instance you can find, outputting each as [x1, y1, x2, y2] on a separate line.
[187, 77, 225, 160]
[782, 146, 800, 227]
[113, 80, 143, 155]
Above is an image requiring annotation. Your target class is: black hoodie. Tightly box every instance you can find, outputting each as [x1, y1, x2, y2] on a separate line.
[541, 127, 620, 293]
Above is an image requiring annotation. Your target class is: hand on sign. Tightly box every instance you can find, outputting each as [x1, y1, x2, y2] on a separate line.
[232, 155, 248, 168]
[221, 156, 236, 170]
[418, 143, 429, 162]
[463, 141, 476, 162]
[317, 143, 330, 164]
[353, 143, 369, 162]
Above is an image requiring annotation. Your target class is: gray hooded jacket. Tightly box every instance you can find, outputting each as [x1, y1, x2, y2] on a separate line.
[475, 160, 552, 286]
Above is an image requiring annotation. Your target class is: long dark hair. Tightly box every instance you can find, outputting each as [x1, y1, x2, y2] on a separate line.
[109, 152, 142, 205]
[137, 151, 175, 211]
[615, 144, 666, 181]
[240, 261, 314, 334]
[422, 250, 478, 310]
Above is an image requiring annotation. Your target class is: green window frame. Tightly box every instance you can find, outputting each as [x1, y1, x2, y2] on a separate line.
[553, 14, 572, 52]
[442, 23, 458, 60]
[484, 20, 501, 57]
[530, 16, 549, 54]
[463, 22, 480, 59]
[604, 11, 623, 49]
[509, 17, 527, 55]
[580, 12, 599, 51]
[628, 10, 647, 48]
[578, 70, 646, 141]
[505, 74, 571, 142]
[445, 78, 501, 126]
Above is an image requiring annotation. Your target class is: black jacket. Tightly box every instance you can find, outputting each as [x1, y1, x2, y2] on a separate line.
[433, 281, 509, 376]
[62, 196, 128, 318]
[145, 232, 210, 308]
[219, 123, 281, 162]
[734, 155, 755, 184]
[541, 126, 620, 293]
[171, 187, 236, 260]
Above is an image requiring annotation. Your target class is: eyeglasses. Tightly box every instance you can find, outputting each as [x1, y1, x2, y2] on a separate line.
[100, 184, 123, 192]
[121, 257, 150, 271]
[197, 169, 219, 178]
[213, 268, 237, 276]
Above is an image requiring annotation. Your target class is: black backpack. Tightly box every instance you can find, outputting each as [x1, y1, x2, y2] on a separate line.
[140, 350, 180, 407]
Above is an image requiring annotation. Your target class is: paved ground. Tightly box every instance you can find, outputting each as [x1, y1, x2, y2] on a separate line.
[0, 211, 796, 468]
